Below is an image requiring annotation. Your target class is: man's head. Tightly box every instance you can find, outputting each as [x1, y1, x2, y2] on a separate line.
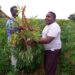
[45, 11, 56, 25]
[10, 6, 18, 18]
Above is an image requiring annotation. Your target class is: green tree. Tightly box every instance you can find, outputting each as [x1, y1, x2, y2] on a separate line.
[68, 13, 75, 21]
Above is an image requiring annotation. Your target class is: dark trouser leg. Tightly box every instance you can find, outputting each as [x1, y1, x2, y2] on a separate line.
[44, 50, 61, 75]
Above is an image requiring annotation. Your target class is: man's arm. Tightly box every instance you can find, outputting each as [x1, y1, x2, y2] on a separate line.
[37, 36, 55, 44]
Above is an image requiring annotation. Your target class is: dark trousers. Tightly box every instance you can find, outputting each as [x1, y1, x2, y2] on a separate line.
[44, 49, 61, 75]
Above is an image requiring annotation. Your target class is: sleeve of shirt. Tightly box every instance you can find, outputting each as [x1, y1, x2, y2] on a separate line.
[6, 20, 13, 30]
[47, 25, 60, 37]
[6, 20, 10, 30]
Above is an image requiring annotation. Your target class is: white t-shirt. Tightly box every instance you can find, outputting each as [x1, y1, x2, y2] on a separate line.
[42, 22, 61, 51]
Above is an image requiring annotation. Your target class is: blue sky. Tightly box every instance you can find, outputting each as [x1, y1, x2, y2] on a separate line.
[0, 0, 75, 19]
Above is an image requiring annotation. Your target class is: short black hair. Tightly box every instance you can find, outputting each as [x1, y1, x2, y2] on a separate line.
[10, 6, 17, 13]
[48, 11, 56, 19]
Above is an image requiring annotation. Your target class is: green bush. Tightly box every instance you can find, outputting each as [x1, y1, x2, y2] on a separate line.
[0, 17, 44, 74]
[57, 20, 75, 75]
[0, 18, 75, 75]
[0, 18, 12, 74]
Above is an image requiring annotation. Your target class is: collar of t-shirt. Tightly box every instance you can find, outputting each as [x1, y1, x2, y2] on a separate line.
[46, 22, 56, 26]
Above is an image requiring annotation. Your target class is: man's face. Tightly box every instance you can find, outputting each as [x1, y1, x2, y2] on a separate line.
[12, 7, 18, 17]
[45, 13, 54, 25]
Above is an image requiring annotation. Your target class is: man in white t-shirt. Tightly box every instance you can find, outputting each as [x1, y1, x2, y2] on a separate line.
[27, 11, 61, 75]
[39, 12, 61, 75]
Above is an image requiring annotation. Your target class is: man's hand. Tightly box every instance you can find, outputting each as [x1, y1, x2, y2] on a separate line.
[18, 26, 26, 30]
[10, 28, 15, 33]
[26, 39, 37, 47]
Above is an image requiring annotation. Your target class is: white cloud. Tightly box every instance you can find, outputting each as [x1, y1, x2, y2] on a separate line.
[0, 0, 75, 19]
